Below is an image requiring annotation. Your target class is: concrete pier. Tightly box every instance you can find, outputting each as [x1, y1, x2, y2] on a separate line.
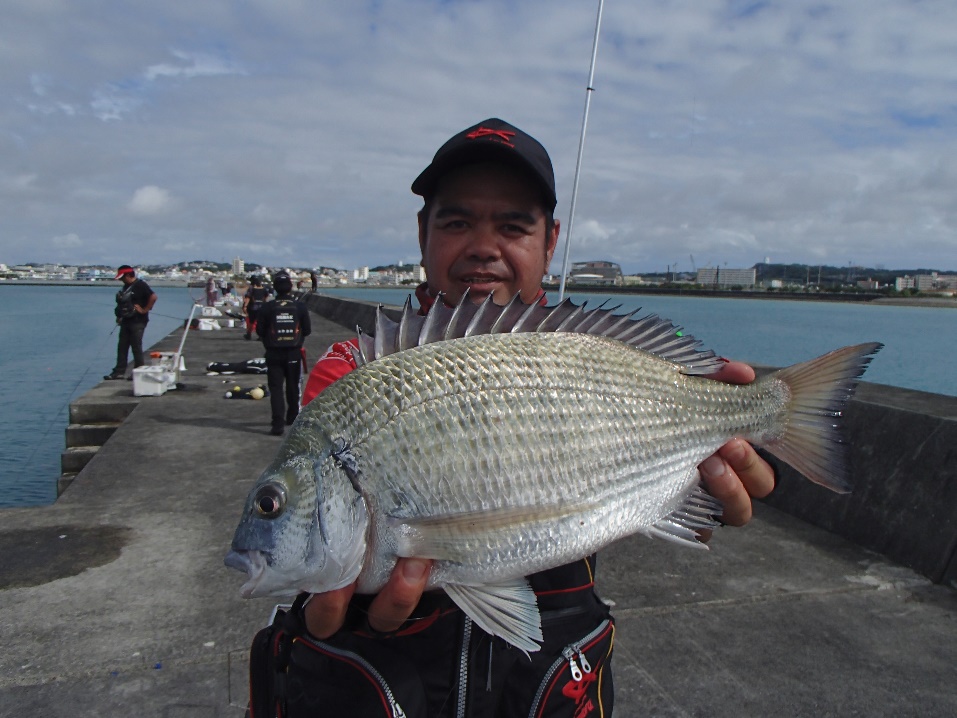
[1, 297, 955, 717]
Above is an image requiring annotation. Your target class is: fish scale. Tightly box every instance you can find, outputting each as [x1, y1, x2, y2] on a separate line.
[227, 293, 881, 653]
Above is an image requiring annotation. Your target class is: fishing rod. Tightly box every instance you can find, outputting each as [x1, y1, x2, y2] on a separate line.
[558, 0, 605, 301]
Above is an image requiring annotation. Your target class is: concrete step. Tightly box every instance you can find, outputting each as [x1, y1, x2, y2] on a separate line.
[57, 472, 79, 496]
[65, 423, 121, 448]
[60, 446, 99, 474]
[69, 401, 138, 424]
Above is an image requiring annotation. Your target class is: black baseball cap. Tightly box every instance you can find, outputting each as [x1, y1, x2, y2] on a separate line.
[411, 118, 557, 210]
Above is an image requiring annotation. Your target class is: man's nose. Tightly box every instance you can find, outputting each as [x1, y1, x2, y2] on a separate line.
[465, 225, 502, 260]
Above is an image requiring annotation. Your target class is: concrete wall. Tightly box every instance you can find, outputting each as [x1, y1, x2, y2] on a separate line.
[302, 292, 402, 335]
[760, 380, 957, 588]
[303, 293, 957, 588]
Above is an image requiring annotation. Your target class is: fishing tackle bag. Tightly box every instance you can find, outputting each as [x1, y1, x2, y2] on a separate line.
[246, 593, 429, 718]
[263, 299, 304, 349]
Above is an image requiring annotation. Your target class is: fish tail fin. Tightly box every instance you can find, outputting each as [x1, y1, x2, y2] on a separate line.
[761, 342, 882, 493]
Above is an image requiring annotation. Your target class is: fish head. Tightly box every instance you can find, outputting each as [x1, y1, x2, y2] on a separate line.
[224, 448, 369, 598]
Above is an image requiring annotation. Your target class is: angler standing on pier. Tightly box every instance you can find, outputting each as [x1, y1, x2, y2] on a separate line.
[104, 265, 156, 381]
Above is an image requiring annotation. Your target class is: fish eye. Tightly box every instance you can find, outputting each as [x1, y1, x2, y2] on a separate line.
[253, 484, 287, 519]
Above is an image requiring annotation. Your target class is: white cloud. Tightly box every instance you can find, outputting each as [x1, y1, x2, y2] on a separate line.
[128, 186, 174, 215]
[0, 1, 955, 272]
[144, 49, 246, 81]
[52, 232, 81, 248]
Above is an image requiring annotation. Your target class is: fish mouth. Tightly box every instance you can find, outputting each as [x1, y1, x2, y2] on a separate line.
[224, 549, 267, 598]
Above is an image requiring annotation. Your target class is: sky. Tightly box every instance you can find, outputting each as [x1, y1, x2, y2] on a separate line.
[3, 0, 956, 275]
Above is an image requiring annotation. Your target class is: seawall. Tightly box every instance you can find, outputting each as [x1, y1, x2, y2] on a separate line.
[305, 292, 957, 588]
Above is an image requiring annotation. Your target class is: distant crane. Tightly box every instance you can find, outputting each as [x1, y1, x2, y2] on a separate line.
[689, 254, 697, 274]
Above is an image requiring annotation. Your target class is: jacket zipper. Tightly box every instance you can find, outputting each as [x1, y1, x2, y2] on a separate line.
[525, 618, 611, 718]
[300, 636, 407, 718]
[456, 616, 473, 718]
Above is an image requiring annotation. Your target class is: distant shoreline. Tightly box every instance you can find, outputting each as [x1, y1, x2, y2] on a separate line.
[2, 279, 954, 308]
[541, 284, 957, 308]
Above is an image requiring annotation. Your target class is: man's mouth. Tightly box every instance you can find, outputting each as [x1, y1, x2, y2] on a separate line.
[459, 276, 502, 288]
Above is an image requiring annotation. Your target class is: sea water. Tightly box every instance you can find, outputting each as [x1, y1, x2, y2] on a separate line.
[1, 284, 953, 508]
[325, 287, 956, 396]
[0, 284, 199, 507]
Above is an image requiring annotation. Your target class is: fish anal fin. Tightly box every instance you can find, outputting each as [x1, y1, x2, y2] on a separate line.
[646, 480, 721, 548]
[444, 580, 543, 655]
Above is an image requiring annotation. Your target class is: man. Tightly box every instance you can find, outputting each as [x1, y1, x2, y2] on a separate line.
[284, 119, 775, 716]
[256, 271, 311, 436]
[242, 275, 270, 340]
[104, 265, 157, 380]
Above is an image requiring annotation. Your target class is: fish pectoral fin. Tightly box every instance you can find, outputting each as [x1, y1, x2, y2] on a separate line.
[444, 580, 543, 655]
[391, 503, 593, 561]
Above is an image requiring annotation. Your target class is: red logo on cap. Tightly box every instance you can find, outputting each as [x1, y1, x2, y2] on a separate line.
[466, 127, 516, 147]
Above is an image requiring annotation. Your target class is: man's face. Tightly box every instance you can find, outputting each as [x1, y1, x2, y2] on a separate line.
[119, 273, 135, 285]
[418, 162, 559, 306]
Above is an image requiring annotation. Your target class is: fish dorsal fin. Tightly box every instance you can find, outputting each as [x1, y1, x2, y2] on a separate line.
[355, 327, 375, 365]
[352, 293, 725, 374]
[373, 304, 397, 359]
[397, 296, 425, 352]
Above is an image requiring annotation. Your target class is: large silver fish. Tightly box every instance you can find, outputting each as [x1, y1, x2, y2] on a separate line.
[226, 294, 881, 652]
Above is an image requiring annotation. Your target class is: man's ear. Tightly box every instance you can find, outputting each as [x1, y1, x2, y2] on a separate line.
[545, 218, 560, 269]
[417, 207, 428, 260]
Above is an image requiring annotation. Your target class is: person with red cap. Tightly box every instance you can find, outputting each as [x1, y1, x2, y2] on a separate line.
[104, 265, 157, 380]
[247, 119, 777, 717]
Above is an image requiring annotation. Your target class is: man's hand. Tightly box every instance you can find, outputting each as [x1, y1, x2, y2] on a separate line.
[698, 361, 776, 527]
[303, 558, 433, 639]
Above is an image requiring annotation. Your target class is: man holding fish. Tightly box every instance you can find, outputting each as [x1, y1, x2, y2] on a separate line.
[283, 118, 777, 716]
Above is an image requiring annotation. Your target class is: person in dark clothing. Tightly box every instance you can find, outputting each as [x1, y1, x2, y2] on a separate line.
[242, 275, 270, 340]
[105, 265, 157, 380]
[256, 271, 311, 436]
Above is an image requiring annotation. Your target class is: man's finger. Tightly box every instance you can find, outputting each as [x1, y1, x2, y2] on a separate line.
[303, 583, 356, 639]
[366, 558, 432, 634]
[699, 452, 753, 526]
[706, 360, 756, 385]
[719, 439, 775, 500]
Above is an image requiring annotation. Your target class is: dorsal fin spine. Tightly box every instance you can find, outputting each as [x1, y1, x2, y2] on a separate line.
[354, 292, 722, 372]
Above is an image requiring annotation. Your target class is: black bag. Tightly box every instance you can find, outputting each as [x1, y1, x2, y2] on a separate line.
[247, 594, 429, 718]
[115, 284, 137, 319]
[206, 358, 268, 375]
[264, 299, 303, 348]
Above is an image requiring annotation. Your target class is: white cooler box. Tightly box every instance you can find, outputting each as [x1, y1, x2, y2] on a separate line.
[133, 353, 185, 396]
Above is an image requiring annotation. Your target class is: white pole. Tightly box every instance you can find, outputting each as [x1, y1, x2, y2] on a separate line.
[173, 303, 199, 378]
[558, 0, 605, 300]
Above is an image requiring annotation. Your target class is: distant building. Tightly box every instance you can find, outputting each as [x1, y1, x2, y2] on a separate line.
[76, 268, 105, 281]
[413, 265, 426, 283]
[696, 267, 756, 289]
[353, 266, 369, 282]
[898, 272, 957, 293]
[856, 279, 881, 290]
[895, 276, 916, 291]
[566, 261, 622, 286]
